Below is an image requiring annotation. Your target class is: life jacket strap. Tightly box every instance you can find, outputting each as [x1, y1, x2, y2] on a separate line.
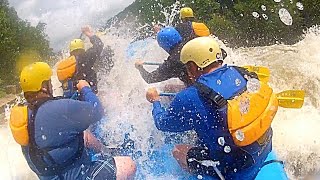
[194, 82, 227, 108]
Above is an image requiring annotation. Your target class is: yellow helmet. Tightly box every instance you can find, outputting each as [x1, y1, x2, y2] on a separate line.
[69, 39, 85, 52]
[180, 7, 194, 19]
[20, 62, 52, 92]
[180, 37, 223, 68]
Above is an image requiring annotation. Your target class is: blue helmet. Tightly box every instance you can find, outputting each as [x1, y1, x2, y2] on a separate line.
[157, 27, 182, 53]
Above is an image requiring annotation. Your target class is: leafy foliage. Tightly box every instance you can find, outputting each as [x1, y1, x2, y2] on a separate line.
[0, 0, 52, 84]
[119, 0, 319, 47]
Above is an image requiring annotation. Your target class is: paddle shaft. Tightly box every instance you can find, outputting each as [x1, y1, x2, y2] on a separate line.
[143, 62, 162, 66]
[159, 90, 304, 109]
[71, 92, 79, 100]
[143, 63, 270, 81]
[159, 92, 176, 97]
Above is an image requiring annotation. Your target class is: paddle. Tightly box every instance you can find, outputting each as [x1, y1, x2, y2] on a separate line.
[277, 90, 305, 108]
[143, 62, 162, 66]
[159, 92, 176, 97]
[243, 65, 270, 83]
[70, 91, 79, 100]
[143, 62, 271, 82]
[79, 33, 84, 40]
[159, 90, 305, 109]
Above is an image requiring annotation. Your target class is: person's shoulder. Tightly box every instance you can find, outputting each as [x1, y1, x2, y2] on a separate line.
[176, 86, 198, 100]
[40, 98, 80, 110]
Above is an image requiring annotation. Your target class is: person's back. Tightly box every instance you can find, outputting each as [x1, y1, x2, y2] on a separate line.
[58, 26, 104, 98]
[21, 98, 105, 179]
[166, 65, 272, 179]
[146, 37, 280, 179]
[176, 7, 211, 43]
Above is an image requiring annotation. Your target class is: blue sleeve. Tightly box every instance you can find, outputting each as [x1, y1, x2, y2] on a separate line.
[57, 86, 103, 132]
[152, 93, 195, 132]
[39, 97, 103, 133]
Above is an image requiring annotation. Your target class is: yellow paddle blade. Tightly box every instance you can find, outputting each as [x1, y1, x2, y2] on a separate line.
[276, 90, 305, 108]
[243, 65, 270, 83]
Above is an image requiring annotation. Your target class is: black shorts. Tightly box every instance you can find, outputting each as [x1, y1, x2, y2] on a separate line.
[88, 155, 117, 180]
[186, 146, 217, 177]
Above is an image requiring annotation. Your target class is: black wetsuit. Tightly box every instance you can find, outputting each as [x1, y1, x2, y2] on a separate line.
[175, 21, 196, 43]
[74, 35, 104, 93]
[137, 43, 192, 86]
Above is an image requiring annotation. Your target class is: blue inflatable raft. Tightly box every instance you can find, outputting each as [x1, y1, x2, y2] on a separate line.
[134, 143, 288, 180]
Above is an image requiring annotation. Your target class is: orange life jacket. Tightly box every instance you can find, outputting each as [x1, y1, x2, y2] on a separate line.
[227, 82, 278, 146]
[9, 105, 29, 146]
[195, 68, 278, 147]
[57, 56, 77, 82]
[192, 22, 211, 37]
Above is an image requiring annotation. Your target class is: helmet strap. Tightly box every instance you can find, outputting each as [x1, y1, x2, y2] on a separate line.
[40, 80, 54, 98]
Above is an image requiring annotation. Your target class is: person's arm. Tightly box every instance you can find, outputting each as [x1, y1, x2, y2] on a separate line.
[136, 56, 181, 84]
[80, 26, 104, 67]
[53, 95, 103, 133]
[67, 80, 104, 131]
[85, 35, 104, 59]
[150, 91, 195, 132]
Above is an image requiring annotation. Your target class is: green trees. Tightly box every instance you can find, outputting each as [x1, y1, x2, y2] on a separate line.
[119, 0, 318, 47]
[0, 0, 52, 85]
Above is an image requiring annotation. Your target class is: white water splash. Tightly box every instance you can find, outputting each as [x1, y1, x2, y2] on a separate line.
[218, 137, 226, 146]
[235, 130, 245, 142]
[252, 12, 260, 18]
[246, 78, 260, 93]
[279, 8, 293, 26]
[262, 14, 268, 20]
[296, 2, 304, 11]
[224, 146, 231, 153]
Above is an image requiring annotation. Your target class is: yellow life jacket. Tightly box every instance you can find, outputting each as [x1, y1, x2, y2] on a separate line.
[192, 22, 211, 37]
[9, 105, 29, 146]
[227, 82, 278, 146]
[57, 56, 77, 82]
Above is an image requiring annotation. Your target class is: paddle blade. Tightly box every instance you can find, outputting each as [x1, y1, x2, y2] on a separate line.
[243, 65, 270, 83]
[277, 90, 305, 108]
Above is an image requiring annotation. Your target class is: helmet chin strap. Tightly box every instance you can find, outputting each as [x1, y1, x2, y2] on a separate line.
[40, 81, 54, 98]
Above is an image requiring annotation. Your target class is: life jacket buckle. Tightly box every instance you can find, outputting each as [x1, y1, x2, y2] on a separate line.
[213, 94, 228, 108]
